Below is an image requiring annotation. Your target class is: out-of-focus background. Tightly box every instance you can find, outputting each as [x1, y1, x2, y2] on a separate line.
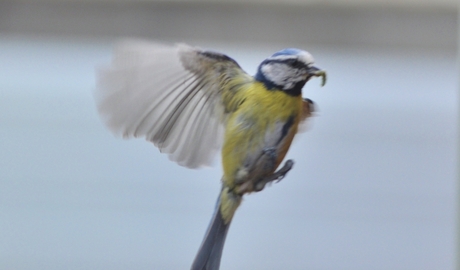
[0, 0, 457, 269]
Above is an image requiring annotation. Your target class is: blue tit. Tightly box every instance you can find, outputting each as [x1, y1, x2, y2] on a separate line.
[94, 40, 326, 270]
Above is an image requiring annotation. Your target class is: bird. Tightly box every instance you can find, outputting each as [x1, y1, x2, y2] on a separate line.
[94, 40, 326, 270]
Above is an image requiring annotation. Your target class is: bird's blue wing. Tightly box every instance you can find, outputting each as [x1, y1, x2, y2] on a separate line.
[95, 40, 252, 168]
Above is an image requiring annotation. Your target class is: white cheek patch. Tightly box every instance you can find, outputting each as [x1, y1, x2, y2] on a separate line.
[261, 63, 304, 90]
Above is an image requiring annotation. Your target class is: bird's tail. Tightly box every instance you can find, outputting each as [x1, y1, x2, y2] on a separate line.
[191, 188, 241, 270]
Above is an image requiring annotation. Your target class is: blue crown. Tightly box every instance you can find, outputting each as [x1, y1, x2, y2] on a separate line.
[271, 48, 303, 57]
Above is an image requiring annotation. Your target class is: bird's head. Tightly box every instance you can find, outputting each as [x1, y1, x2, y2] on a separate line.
[255, 48, 326, 96]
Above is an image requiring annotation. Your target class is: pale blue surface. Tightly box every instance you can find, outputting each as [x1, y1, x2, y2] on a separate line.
[0, 36, 457, 269]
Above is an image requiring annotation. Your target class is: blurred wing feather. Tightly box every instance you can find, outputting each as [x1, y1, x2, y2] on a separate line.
[297, 98, 316, 133]
[95, 40, 252, 168]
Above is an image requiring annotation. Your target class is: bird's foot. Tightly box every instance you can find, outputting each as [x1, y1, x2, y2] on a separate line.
[254, 159, 294, 192]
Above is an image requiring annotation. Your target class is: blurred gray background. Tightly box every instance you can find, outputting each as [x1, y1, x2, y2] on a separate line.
[0, 0, 458, 269]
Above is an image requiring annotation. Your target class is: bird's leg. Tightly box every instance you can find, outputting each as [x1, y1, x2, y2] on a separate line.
[235, 147, 280, 194]
[261, 147, 278, 172]
[254, 159, 294, 192]
[234, 147, 277, 185]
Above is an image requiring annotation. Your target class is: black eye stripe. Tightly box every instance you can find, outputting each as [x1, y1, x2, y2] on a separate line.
[291, 60, 304, 68]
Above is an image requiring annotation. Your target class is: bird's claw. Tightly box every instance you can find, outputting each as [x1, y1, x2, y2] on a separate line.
[254, 159, 294, 192]
[272, 159, 294, 183]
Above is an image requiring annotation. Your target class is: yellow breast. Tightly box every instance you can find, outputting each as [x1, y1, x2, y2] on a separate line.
[221, 81, 303, 188]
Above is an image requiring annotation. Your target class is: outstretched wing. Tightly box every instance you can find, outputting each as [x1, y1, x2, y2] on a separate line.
[95, 40, 253, 168]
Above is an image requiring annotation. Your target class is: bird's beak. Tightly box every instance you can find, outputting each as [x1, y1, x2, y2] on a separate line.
[308, 66, 327, 87]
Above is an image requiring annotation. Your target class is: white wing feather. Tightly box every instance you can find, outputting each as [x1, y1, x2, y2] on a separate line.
[95, 40, 233, 168]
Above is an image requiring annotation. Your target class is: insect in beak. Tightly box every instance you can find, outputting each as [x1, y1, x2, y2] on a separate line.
[308, 66, 327, 87]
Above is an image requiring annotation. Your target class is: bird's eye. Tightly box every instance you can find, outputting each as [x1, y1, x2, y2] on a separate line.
[286, 59, 303, 68]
